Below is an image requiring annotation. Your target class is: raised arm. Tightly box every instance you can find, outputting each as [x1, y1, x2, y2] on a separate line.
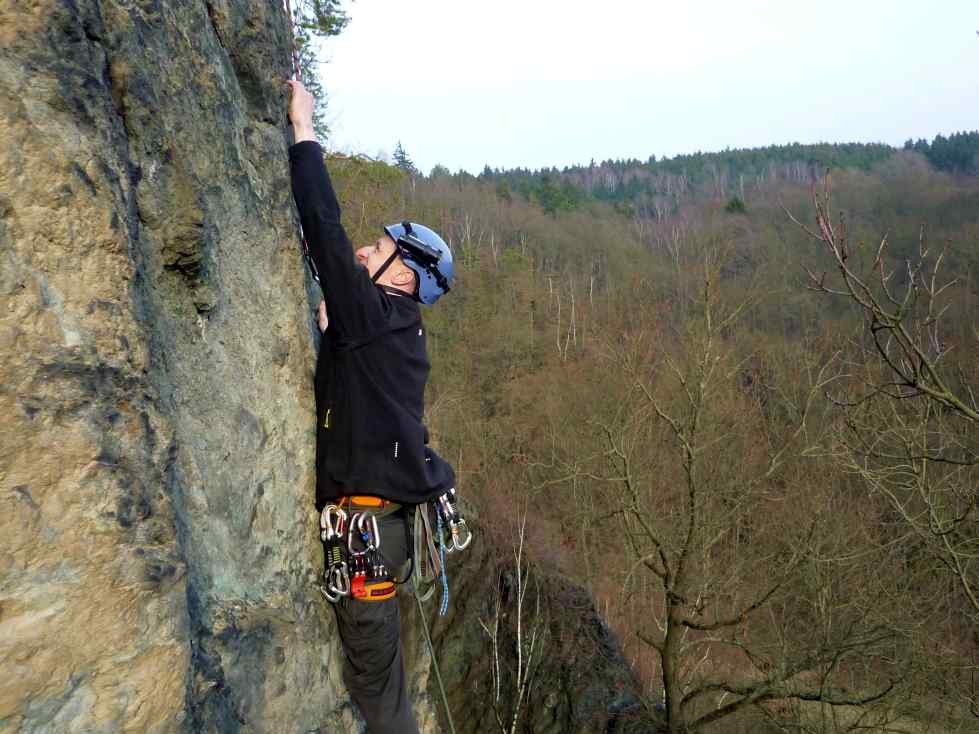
[286, 81, 385, 336]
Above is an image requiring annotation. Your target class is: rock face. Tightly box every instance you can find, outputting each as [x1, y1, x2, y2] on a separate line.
[1, 0, 352, 730]
[0, 2, 654, 732]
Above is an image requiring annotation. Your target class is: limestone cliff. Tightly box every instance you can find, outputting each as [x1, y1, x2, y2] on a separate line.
[0, 2, 652, 732]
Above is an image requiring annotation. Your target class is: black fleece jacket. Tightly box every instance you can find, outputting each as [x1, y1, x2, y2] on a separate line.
[289, 140, 455, 509]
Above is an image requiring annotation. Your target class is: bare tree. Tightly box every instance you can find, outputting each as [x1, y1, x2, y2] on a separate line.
[479, 506, 549, 734]
[788, 184, 978, 622]
[785, 183, 979, 725]
[575, 250, 905, 732]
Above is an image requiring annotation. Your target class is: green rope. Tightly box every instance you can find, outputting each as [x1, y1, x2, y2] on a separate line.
[413, 581, 457, 734]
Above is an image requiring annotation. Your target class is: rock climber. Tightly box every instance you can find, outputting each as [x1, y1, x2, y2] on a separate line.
[286, 79, 456, 734]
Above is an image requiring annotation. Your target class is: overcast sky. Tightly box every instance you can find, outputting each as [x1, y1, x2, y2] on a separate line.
[316, 0, 978, 174]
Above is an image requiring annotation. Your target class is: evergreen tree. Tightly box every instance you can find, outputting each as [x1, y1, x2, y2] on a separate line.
[393, 141, 418, 176]
[724, 196, 747, 214]
[923, 131, 979, 174]
[290, 0, 350, 141]
[295, 0, 349, 36]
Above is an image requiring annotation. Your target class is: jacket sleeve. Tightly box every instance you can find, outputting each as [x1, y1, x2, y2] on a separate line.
[288, 140, 388, 337]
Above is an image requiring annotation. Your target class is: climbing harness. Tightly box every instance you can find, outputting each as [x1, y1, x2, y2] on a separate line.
[318, 496, 400, 603]
[315, 495, 471, 732]
[317, 490, 473, 609]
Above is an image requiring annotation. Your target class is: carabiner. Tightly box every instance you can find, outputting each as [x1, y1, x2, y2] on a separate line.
[349, 513, 364, 553]
[318, 581, 342, 603]
[320, 505, 347, 541]
[357, 512, 381, 550]
[369, 514, 380, 549]
[329, 563, 351, 597]
[442, 521, 456, 554]
[450, 519, 473, 551]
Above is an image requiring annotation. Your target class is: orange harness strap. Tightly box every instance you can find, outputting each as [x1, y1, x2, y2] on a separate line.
[338, 495, 391, 509]
[350, 578, 396, 602]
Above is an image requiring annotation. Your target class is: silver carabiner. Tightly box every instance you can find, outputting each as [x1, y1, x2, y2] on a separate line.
[442, 520, 456, 554]
[330, 563, 351, 597]
[357, 512, 381, 550]
[320, 505, 336, 531]
[450, 519, 473, 551]
[347, 512, 381, 553]
[320, 505, 347, 541]
[318, 581, 342, 603]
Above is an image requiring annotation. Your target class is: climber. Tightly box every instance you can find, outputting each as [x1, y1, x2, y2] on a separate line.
[285, 79, 456, 734]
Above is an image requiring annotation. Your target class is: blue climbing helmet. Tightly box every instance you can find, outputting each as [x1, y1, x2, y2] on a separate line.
[382, 221, 454, 305]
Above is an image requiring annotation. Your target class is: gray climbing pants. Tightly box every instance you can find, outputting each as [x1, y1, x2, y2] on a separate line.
[332, 510, 419, 734]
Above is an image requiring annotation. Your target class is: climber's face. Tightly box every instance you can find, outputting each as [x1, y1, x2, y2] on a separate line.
[355, 235, 398, 278]
[356, 235, 417, 294]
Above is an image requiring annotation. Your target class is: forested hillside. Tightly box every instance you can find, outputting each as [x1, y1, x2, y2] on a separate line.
[445, 132, 979, 221]
[330, 144, 978, 732]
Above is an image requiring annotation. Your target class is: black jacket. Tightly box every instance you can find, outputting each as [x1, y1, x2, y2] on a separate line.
[289, 141, 455, 509]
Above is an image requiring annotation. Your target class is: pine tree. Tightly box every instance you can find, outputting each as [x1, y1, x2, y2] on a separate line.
[290, 0, 350, 141]
[295, 0, 349, 36]
[393, 141, 418, 176]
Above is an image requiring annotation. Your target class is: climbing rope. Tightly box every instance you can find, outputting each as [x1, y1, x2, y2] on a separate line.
[282, 0, 302, 81]
[413, 580, 458, 734]
[281, 0, 320, 284]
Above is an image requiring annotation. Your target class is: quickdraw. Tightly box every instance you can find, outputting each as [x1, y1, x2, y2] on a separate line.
[412, 488, 474, 615]
[435, 488, 472, 553]
[318, 504, 350, 602]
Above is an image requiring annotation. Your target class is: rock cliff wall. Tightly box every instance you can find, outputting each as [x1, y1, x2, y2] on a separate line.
[1, 0, 356, 730]
[0, 2, 653, 732]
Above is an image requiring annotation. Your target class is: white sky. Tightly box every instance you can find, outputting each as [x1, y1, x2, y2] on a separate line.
[316, 0, 978, 174]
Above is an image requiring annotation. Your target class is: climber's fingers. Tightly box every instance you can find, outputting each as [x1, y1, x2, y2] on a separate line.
[317, 300, 329, 333]
[285, 79, 315, 128]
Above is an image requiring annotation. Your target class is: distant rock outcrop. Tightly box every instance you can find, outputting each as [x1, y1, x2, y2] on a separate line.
[0, 2, 653, 732]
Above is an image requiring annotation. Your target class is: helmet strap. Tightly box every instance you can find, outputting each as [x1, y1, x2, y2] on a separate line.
[371, 249, 401, 284]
